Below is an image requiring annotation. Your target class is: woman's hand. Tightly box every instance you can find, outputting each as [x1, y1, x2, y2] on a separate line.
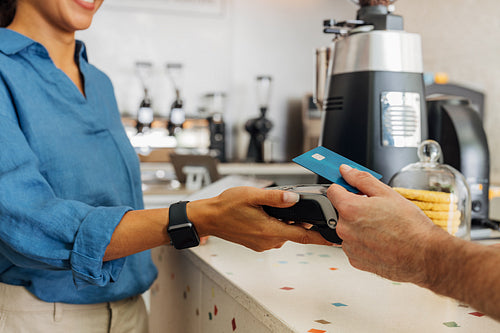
[187, 186, 332, 252]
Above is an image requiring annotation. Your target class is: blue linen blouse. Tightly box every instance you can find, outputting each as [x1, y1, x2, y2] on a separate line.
[0, 28, 157, 304]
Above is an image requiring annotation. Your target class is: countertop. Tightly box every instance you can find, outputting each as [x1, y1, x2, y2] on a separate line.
[179, 237, 500, 332]
[141, 162, 315, 175]
[141, 162, 317, 201]
[144, 164, 500, 331]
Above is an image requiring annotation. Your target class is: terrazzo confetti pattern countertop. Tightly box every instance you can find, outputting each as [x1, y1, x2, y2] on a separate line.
[181, 238, 500, 332]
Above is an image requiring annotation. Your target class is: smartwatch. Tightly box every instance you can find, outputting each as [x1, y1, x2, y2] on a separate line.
[167, 201, 200, 250]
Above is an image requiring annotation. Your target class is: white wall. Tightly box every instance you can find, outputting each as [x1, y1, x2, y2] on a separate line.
[77, 0, 354, 162]
[396, 0, 500, 183]
[228, 0, 354, 161]
[78, 0, 500, 182]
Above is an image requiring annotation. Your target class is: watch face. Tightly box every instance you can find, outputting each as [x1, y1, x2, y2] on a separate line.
[168, 223, 200, 249]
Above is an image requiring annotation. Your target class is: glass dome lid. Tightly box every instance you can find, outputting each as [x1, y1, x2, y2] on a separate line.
[390, 140, 458, 192]
[389, 140, 471, 239]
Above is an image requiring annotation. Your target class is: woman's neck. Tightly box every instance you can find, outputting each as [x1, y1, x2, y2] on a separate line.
[8, 18, 76, 71]
[7, 5, 84, 96]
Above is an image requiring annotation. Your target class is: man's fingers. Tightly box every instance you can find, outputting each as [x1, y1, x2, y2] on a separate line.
[339, 164, 393, 197]
[327, 182, 359, 209]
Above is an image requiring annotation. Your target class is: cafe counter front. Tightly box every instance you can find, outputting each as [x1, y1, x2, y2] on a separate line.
[148, 237, 500, 333]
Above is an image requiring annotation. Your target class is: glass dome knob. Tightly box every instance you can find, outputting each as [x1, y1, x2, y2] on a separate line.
[417, 139, 442, 163]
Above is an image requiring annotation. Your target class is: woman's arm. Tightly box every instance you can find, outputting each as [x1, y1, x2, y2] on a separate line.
[104, 186, 332, 261]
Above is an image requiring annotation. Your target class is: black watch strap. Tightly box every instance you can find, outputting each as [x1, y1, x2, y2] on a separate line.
[167, 201, 200, 249]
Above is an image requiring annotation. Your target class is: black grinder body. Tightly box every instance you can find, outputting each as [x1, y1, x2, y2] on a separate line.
[321, 70, 427, 183]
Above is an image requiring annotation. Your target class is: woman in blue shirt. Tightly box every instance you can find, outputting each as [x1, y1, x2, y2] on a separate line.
[0, 0, 330, 331]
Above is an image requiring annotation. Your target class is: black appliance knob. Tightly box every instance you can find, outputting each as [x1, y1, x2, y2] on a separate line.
[323, 19, 336, 27]
[472, 200, 482, 212]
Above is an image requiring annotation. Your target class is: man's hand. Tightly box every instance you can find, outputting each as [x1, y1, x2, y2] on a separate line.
[327, 164, 451, 285]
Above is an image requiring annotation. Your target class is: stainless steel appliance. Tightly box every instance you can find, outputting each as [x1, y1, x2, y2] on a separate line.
[315, 0, 427, 182]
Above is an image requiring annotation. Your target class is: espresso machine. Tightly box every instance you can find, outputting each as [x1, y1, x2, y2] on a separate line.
[427, 95, 493, 228]
[315, 0, 427, 183]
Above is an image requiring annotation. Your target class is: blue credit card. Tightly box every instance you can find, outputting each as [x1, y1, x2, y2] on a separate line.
[292, 146, 382, 193]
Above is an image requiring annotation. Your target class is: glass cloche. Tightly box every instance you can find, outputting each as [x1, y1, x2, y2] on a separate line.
[389, 140, 471, 240]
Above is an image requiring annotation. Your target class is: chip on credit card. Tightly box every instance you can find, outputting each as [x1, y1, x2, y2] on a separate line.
[292, 146, 383, 193]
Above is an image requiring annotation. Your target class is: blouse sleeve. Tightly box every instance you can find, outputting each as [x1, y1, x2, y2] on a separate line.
[0, 79, 129, 289]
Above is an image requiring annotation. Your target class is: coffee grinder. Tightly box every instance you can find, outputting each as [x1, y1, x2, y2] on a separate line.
[245, 76, 274, 163]
[166, 63, 186, 136]
[204, 92, 227, 162]
[316, 0, 427, 182]
[134, 61, 154, 134]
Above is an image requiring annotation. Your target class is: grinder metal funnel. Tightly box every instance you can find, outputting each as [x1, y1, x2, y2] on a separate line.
[314, 46, 334, 112]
